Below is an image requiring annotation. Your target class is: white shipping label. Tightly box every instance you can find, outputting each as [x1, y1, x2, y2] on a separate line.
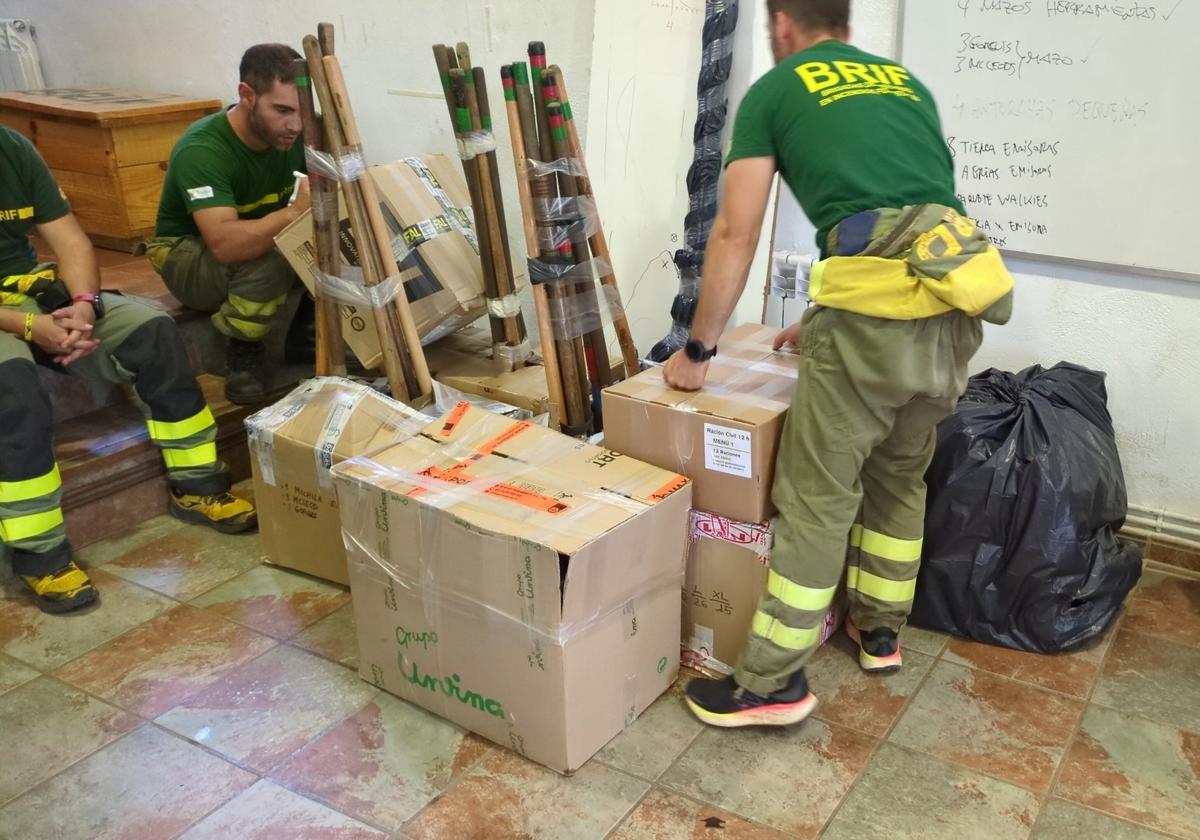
[704, 423, 753, 479]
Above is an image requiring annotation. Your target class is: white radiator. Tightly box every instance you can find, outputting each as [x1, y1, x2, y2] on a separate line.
[0, 19, 45, 90]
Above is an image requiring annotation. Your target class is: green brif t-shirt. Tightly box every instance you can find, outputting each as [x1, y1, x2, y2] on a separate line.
[727, 40, 962, 255]
[0, 127, 71, 278]
[155, 110, 305, 237]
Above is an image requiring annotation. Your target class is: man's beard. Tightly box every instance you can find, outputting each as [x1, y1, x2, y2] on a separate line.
[247, 102, 288, 150]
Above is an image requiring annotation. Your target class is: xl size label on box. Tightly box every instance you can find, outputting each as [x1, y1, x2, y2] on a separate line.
[704, 423, 753, 478]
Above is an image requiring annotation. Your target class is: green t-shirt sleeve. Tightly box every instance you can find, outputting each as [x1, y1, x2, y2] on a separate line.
[17, 133, 71, 223]
[725, 77, 777, 166]
[169, 144, 237, 214]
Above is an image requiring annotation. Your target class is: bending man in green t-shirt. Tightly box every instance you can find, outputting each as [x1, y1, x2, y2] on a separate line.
[0, 127, 257, 614]
[148, 43, 312, 405]
[664, 0, 1013, 728]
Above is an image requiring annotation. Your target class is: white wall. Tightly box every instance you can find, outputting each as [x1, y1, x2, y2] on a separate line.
[584, 0, 776, 356]
[769, 0, 1198, 517]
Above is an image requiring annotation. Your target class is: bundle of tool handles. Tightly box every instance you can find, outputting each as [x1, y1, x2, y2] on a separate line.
[436, 40, 640, 437]
[292, 25, 639, 431]
[295, 23, 433, 407]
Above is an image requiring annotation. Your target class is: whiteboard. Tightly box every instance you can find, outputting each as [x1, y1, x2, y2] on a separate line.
[900, 1, 1198, 277]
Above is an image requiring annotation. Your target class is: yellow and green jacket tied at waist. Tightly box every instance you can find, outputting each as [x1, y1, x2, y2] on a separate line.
[810, 205, 1014, 324]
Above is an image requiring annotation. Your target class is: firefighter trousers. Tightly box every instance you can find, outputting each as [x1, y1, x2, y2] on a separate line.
[147, 235, 297, 343]
[734, 306, 982, 696]
[0, 293, 228, 577]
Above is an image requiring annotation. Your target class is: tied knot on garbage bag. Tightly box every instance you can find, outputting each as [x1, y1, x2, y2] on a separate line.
[911, 362, 1142, 654]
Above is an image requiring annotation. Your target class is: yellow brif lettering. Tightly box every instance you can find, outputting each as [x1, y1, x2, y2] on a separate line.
[883, 64, 912, 86]
[833, 61, 877, 85]
[796, 61, 841, 93]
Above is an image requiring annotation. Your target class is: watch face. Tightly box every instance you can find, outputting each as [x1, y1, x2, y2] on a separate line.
[685, 340, 701, 361]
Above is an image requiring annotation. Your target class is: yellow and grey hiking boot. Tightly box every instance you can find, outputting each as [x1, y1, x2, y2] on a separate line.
[169, 488, 258, 534]
[20, 559, 99, 614]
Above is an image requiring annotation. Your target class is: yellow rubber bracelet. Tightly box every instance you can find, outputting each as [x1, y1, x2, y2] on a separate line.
[23, 312, 34, 342]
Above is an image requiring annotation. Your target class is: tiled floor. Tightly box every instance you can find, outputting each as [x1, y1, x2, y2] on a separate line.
[1, 508, 1197, 839]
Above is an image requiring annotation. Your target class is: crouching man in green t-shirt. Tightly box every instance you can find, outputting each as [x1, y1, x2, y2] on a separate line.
[0, 128, 257, 614]
[147, 43, 312, 405]
[664, 0, 1013, 728]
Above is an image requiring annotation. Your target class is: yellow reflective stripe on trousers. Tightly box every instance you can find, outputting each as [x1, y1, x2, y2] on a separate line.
[751, 610, 822, 651]
[849, 524, 922, 563]
[0, 508, 64, 542]
[767, 570, 837, 612]
[223, 316, 271, 340]
[146, 407, 215, 442]
[162, 442, 218, 470]
[845, 566, 917, 604]
[228, 293, 285, 319]
[0, 465, 62, 503]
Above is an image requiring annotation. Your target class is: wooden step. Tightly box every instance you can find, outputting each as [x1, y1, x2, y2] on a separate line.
[57, 374, 254, 549]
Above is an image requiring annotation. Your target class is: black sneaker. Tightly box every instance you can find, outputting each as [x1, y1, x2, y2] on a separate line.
[684, 670, 817, 728]
[845, 620, 903, 672]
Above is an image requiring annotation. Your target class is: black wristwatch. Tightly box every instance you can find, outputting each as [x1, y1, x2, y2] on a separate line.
[684, 338, 717, 362]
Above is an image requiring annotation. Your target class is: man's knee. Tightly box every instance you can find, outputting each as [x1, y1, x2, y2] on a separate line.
[0, 358, 53, 475]
[229, 250, 298, 301]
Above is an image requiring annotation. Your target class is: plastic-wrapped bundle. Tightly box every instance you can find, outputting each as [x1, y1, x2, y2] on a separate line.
[649, 0, 739, 362]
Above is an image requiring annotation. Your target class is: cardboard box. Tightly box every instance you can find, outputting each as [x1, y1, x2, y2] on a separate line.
[602, 323, 799, 523]
[274, 154, 488, 369]
[426, 326, 552, 417]
[332, 402, 693, 773]
[244, 378, 428, 585]
[682, 509, 842, 676]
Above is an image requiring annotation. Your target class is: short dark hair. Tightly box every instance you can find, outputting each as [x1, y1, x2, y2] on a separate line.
[766, 0, 850, 31]
[239, 43, 302, 93]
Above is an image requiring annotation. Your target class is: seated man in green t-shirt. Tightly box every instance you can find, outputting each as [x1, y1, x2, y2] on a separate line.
[664, 0, 1012, 728]
[0, 126, 257, 614]
[148, 43, 313, 405]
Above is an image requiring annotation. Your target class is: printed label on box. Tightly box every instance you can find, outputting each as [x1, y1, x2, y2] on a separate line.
[704, 423, 753, 478]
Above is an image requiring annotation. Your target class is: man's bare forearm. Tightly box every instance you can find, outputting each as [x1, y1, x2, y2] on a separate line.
[206, 206, 300, 264]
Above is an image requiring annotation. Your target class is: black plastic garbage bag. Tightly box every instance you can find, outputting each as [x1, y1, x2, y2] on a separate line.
[911, 362, 1142, 653]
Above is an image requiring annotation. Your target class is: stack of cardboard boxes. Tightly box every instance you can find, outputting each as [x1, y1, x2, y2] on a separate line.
[246, 379, 691, 773]
[603, 323, 843, 676]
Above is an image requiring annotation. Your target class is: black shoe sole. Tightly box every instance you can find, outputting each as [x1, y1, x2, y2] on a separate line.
[685, 693, 818, 728]
[168, 502, 259, 534]
[33, 586, 98, 614]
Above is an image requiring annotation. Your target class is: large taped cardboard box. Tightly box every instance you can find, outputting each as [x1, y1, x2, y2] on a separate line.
[274, 154, 487, 369]
[332, 402, 693, 773]
[682, 510, 842, 676]
[602, 323, 799, 523]
[244, 378, 427, 585]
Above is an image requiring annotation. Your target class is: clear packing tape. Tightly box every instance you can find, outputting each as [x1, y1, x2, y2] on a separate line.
[525, 156, 588, 178]
[312, 266, 406, 310]
[533, 196, 601, 252]
[305, 146, 368, 183]
[640, 335, 799, 414]
[331, 398, 690, 644]
[457, 130, 497, 161]
[492, 339, 532, 370]
[544, 282, 624, 343]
